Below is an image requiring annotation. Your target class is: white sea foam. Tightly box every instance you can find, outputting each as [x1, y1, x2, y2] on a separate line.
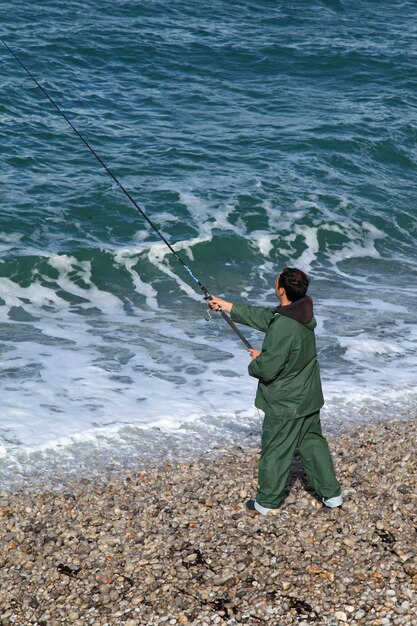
[0, 231, 23, 245]
[114, 250, 159, 309]
[338, 336, 405, 357]
[48, 254, 124, 312]
[254, 201, 389, 278]
[293, 200, 319, 211]
[321, 298, 408, 313]
[292, 224, 320, 272]
[251, 232, 276, 257]
[0, 277, 65, 318]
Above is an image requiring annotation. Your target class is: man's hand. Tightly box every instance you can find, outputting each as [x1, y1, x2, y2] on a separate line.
[248, 348, 261, 360]
[208, 296, 233, 314]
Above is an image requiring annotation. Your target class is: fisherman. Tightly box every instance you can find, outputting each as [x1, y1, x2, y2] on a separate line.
[209, 267, 342, 516]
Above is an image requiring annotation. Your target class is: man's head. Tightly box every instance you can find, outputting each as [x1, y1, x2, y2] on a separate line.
[275, 267, 309, 304]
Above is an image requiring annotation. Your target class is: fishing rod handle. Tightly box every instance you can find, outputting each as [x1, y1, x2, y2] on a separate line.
[220, 311, 253, 350]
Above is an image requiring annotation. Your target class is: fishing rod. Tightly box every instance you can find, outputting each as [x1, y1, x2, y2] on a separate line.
[2, 39, 253, 350]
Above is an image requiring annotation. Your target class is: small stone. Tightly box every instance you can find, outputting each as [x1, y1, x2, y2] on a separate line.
[109, 589, 119, 602]
[334, 611, 347, 622]
[402, 555, 417, 577]
[185, 553, 197, 563]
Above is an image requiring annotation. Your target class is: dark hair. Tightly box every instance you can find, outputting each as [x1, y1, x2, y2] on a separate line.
[278, 267, 309, 302]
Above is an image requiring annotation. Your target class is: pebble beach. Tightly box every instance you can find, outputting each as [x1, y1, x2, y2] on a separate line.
[0, 417, 416, 626]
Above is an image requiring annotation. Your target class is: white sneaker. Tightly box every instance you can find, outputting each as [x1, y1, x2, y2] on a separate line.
[245, 500, 279, 516]
[322, 494, 343, 508]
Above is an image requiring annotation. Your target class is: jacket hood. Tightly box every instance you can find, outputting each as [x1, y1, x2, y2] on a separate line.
[272, 295, 315, 327]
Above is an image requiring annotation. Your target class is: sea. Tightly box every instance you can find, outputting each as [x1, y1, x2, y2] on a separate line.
[1, 0, 416, 490]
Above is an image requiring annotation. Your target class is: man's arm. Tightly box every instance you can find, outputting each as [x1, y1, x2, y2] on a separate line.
[230, 303, 274, 332]
[248, 324, 293, 383]
[209, 298, 274, 358]
[209, 298, 274, 332]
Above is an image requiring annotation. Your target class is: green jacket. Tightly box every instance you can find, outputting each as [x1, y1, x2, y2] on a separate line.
[231, 299, 324, 419]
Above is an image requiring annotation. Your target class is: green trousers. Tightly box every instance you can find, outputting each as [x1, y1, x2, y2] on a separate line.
[256, 411, 341, 509]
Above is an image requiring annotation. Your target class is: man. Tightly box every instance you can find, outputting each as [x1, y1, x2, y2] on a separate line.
[209, 267, 342, 516]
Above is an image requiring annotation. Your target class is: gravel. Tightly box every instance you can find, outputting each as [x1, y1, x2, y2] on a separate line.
[0, 418, 416, 625]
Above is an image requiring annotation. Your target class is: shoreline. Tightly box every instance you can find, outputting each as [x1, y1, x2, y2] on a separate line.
[1, 406, 416, 495]
[0, 418, 416, 625]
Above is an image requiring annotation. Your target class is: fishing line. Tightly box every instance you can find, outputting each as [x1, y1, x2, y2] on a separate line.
[2, 39, 253, 350]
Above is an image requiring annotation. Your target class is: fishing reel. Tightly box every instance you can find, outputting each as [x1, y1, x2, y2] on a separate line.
[204, 293, 213, 322]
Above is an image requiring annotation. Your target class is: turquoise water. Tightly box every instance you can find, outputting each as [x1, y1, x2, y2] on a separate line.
[1, 1, 416, 487]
